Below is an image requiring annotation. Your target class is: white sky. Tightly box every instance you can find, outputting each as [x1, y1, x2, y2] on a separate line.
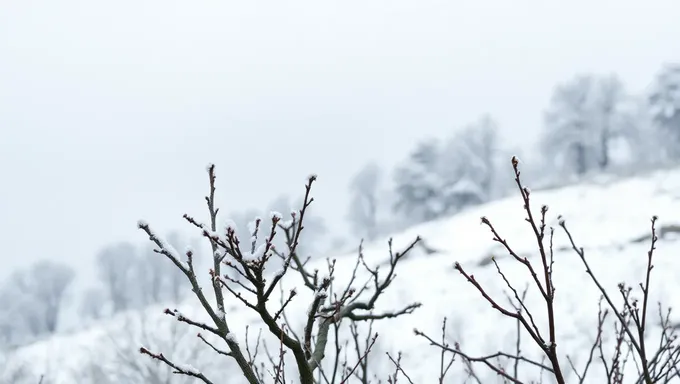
[1, 0, 679, 280]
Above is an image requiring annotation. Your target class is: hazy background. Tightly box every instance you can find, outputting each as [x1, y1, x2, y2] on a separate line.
[3, 1, 680, 383]
[2, 0, 680, 280]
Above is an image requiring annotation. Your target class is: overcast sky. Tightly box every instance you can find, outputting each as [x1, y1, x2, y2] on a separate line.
[1, 0, 679, 281]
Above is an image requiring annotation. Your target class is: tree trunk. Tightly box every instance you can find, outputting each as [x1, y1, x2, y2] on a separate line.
[575, 143, 587, 176]
[599, 129, 609, 170]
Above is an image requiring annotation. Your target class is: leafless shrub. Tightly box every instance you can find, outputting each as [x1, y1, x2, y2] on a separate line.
[416, 156, 680, 383]
[137, 165, 420, 384]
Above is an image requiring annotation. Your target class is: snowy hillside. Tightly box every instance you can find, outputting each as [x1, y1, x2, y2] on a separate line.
[5, 167, 680, 383]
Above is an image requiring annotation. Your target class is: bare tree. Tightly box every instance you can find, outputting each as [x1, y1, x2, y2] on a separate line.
[136, 165, 420, 384]
[416, 156, 680, 383]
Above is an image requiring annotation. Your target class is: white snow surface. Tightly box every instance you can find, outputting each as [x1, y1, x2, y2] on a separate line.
[5, 168, 680, 383]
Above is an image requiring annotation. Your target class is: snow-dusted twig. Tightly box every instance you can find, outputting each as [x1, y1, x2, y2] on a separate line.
[436, 317, 456, 383]
[138, 170, 263, 384]
[415, 328, 553, 383]
[139, 347, 215, 384]
[197, 332, 232, 357]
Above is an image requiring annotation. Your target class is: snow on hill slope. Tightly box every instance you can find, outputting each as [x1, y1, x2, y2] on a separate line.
[5, 167, 680, 383]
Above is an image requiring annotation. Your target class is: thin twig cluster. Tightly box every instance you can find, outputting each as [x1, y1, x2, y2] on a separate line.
[413, 156, 680, 383]
[137, 164, 421, 384]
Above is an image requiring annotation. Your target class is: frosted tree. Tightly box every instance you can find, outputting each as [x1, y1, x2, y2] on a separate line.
[541, 74, 637, 175]
[136, 245, 167, 306]
[92, 236, 193, 316]
[392, 139, 444, 222]
[393, 123, 502, 224]
[625, 96, 669, 168]
[79, 287, 107, 323]
[96, 242, 138, 313]
[0, 261, 75, 339]
[590, 74, 638, 169]
[346, 161, 383, 241]
[649, 63, 680, 159]
[27, 261, 75, 333]
[592, 75, 622, 169]
[440, 115, 499, 202]
[0, 279, 35, 345]
[541, 75, 599, 176]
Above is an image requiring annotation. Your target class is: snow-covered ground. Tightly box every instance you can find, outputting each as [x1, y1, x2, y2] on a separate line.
[5, 167, 680, 383]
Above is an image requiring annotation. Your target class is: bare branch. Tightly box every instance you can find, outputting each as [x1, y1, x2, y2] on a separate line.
[197, 333, 232, 357]
[139, 347, 215, 384]
[386, 352, 414, 384]
[340, 333, 378, 383]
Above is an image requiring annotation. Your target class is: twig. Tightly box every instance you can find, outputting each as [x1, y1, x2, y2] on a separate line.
[386, 352, 414, 384]
[140, 347, 215, 384]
